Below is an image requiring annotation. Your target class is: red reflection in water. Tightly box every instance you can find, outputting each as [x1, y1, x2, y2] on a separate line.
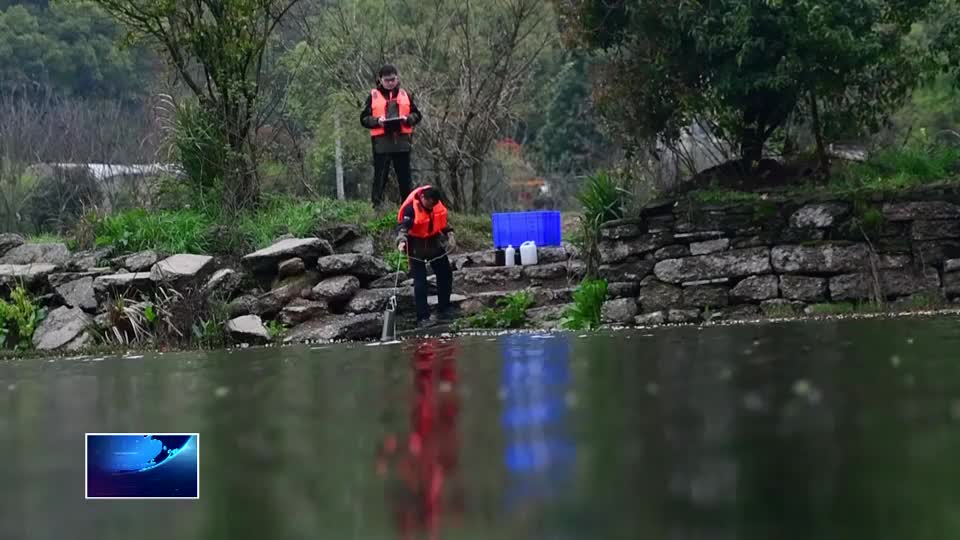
[376, 339, 464, 539]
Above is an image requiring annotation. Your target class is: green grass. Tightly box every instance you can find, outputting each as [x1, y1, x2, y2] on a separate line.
[26, 234, 66, 244]
[90, 194, 494, 257]
[821, 141, 960, 196]
[94, 208, 215, 254]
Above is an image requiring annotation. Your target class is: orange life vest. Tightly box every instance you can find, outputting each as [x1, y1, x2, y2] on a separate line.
[370, 88, 413, 137]
[398, 186, 448, 238]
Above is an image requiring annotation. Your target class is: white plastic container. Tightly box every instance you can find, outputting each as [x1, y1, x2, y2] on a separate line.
[505, 245, 516, 267]
[520, 241, 538, 266]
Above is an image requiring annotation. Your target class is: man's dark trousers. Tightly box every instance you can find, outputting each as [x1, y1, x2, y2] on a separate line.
[372, 152, 412, 207]
[409, 255, 452, 321]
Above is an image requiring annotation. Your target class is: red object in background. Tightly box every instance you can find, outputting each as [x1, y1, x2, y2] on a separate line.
[497, 138, 522, 157]
[376, 340, 463, 539]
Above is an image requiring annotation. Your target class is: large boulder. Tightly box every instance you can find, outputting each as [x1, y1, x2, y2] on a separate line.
[226, 315, 270, 343]
[150, 254, 214, 286]
[0, 233, 24, 257]
[119, 250, 160, 272]
[681, 286, 729, 308]
[779, 275, 828, 302]
[598, 258, 655, 282]
[314, 224, 363, 247]
[789, 203, 849, 228]
[93, 272, 154, 299]
[599, 219, 646, 240]
[202, 268, 242, 299]
[456, 266, 523, 287]
[0, 243, 70, 267]
[32, 306, 93, 351]
[883, 201, 960, 221]
[280, 299, 328, 326]
[771, 244, 870, 274]
[312, 275, 361, 302]
[369, 272, 408, 289]
[341, 236, 375, 256]
[655, 245, 691, 260]
[601, 298, 639, 324]
[284, 313, 383, 343]
[829, 269, 940, 301]
[278, 257, 306, 278]
[316, 254, 390, 281]
[522, 262, 568, 281]
[69, 247, 113, 271]
[345, 287, 415, 314]
[0, 263, 57, 288]
[653, 247, 771, 284]
[689, 238, 730, 256]
[731, 275, 779, 302]
[912, 220, 960, 241]
[54, 276, 97, 311]
[450, 250, 497, 270]
[600, 232, 673, 264]
[607, 282, 640, 299]
[242, 238, 333, 274]
[637, 279, 683, 311]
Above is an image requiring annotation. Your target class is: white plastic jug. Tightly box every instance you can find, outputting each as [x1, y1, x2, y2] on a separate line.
[505, 245, 516, 267]
[520, 241, 538, 266]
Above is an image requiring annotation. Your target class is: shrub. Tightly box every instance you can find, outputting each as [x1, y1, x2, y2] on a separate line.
[0, 286, 46, 350]
[465, 291, 534, 329]
[561, 279, 608, 330]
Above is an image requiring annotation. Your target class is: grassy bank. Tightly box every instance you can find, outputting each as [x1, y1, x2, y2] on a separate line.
[76, 195, 493, 257]
[688, 140, 960, 205]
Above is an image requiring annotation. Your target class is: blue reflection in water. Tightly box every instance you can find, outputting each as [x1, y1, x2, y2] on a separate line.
[501, 334, 576, 511]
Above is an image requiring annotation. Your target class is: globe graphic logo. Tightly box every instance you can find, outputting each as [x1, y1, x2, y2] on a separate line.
[89, 435, 194, 474]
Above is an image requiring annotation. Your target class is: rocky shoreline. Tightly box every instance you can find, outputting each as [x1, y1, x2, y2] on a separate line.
[4, 184, 960, 355]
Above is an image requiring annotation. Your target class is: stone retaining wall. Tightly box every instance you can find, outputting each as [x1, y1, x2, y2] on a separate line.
[597, 184, 960, 325]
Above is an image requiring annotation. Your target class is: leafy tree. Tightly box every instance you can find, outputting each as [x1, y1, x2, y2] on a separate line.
[533, 51, 613, 174]
[0, 2, 148, 98]
[294, 0, 556, 211]
[556, 0, 935, 173]
[88, 0, 302, 213]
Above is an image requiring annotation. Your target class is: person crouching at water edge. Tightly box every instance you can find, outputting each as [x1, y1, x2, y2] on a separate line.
[396, 186, 456, 329]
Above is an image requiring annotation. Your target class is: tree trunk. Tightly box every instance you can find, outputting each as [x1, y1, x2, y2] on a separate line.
[334, 112, 345, 200]
[447, 161, 465, 211]
[470, 160, 484, 213]
[808, 90, 829, 174]
[222, 102, 259, 213]
[739, 126, 764, 171]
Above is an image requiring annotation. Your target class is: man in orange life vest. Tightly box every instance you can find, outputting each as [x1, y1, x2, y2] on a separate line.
[361, 64, 423, 208]
[397, 186, 455, 328]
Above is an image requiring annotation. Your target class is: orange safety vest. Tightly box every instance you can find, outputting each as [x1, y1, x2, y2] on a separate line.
[370, 88, 413, 137]
[398, 186, 448, 239]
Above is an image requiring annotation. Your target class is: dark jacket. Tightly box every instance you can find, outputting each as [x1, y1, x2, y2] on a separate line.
[360, 86, 423, 154]
[397, 202, 453, 260]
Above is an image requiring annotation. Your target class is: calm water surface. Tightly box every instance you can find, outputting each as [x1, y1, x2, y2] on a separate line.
[3, 317, 960, 540]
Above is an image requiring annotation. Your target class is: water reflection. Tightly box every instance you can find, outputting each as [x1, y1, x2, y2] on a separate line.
[376, 339, 464, 539]
[501, 334, 576, 514]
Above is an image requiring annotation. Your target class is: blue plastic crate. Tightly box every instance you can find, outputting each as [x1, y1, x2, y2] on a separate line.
[492, 211, 562, 248]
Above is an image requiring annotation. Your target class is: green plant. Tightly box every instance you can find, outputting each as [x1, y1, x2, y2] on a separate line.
[560, 279, 608, 330]
[383, 250, 409, 274]
[577, 171, 631, 278]
[690, 188, 764, 205]
[0, 285, 46, 350]
[266, 320, 286, 342]
[465, 291, 534, 329]
[94, 208, 214, 254]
